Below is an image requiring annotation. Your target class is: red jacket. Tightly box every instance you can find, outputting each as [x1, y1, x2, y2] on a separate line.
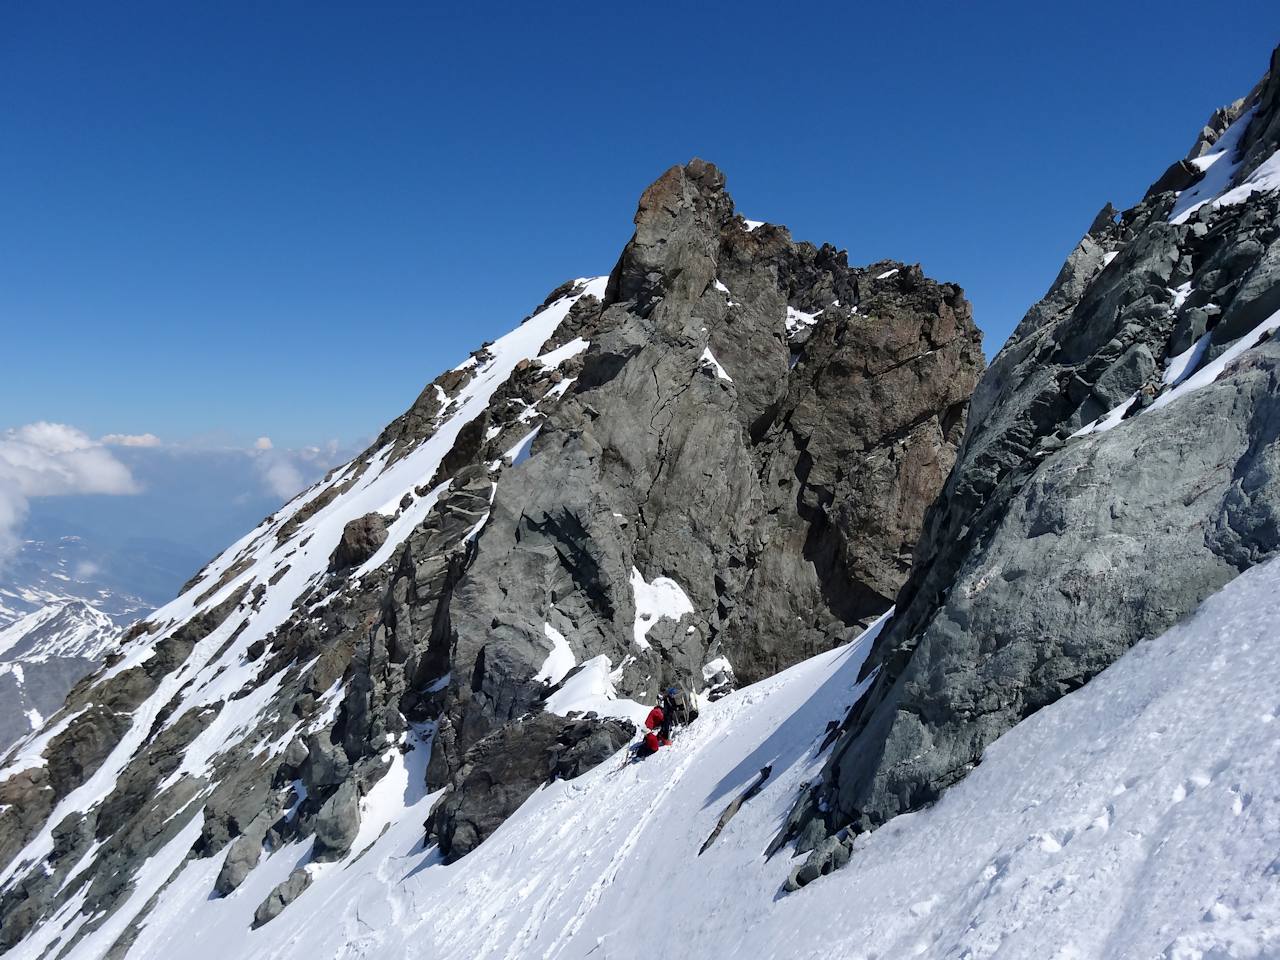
[644, 706, 665, 731]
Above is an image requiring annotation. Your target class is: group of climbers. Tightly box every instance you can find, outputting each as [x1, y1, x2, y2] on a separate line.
[635, 684, 698, 758]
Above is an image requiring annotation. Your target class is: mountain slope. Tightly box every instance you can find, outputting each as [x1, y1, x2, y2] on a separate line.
[11, 555, 1280, 960]
[0, 161, 983, 954]
[783, 43, 1280, 875]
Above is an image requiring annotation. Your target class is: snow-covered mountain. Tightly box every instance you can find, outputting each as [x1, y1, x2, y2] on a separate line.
[0, 538, 151, 749]
[15, 558, 1278, 960]
[0, 156, 982, 955]
[0, 537, 152, 628]
[1, 42, 1279, 960]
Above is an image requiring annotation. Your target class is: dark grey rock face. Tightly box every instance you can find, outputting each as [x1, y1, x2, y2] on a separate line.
[785, 44, 1280, 882]
[427, 162, 983, 784]
[426, 712, 634, 863]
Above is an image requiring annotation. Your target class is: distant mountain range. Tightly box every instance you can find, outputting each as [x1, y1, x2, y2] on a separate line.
[0, 536, 156, 748]
[0, 443, 352, 750]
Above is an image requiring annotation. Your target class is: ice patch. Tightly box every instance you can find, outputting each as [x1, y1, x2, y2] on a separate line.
[699, 348, 733, 382]
[535, 623, 576, 686]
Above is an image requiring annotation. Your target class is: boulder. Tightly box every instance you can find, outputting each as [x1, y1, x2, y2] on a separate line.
[311, 779, 360, 861]
[252, 868, 312, 928]
[427, 712, 634, 862]
[328, 513, 389, 571]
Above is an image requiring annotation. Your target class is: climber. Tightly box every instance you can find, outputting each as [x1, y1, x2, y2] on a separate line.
[632, 685, 699, 759]
[636, 701, 665, 757]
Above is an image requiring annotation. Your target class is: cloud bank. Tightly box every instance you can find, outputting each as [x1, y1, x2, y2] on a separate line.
[0, 423, 141, 559]
[101, 433, 163, 447]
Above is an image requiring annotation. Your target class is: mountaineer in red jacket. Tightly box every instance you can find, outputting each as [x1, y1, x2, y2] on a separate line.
[639, 703, 665, 756]
[636, 686, 690, 757]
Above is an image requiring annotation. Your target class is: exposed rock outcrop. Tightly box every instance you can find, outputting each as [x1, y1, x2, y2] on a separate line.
[426, 162, 983, 787]
[328, 514, 388, 572]
[427, 712, 635, 862]
[785, 43, 1280, 883]
[252, 869, 311, 928]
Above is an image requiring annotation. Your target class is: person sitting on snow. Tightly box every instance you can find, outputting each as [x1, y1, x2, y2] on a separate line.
[635, 685, 698, 758]
[637, 701, 665, 757]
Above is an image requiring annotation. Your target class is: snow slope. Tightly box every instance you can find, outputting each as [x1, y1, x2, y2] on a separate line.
[0, 277, 609, 894]
[16, 556, 1280, 960]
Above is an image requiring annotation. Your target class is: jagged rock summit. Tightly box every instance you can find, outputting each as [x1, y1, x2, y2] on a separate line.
[0, 159, 983, 953]
[782, 43, 1280, 883]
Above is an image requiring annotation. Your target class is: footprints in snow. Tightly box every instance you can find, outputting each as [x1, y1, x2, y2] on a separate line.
[1028, 761, 1242, 868]
[1170, 760, 1229, 805]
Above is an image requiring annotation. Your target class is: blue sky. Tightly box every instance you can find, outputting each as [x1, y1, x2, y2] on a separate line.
[3, 1, 1279, 449]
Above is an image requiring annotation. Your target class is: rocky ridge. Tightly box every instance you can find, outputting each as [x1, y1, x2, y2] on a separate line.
[782, 43, 1280, 884]
[0, 161, 982, 953]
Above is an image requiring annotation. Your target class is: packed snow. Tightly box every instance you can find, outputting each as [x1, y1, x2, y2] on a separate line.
[1170, 108, 1256, 224]
[541, 654, 648, 725]
[1168, 107, 1280, 224]
[20, 556, 1280, 960]
[1162, 331, 1213, 386]
[629, 566, 696, 649]
[712, 279, 740, 307]
[537, 337, 590, 369]
[1148, 305, 1280, 414]
[875, 267, 900, 279]
[784, 306, 821, 339]
[504, 425, 541, 467]
[1212, 149, 1280, 212]
[701, 656, 732, 683]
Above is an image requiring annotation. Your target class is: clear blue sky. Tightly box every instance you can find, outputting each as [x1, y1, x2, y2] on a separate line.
[4, 1, 1278, 448]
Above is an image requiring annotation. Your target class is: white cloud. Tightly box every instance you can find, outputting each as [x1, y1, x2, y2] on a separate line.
[0, 422, 141, 561]
[101, 432, 163, 447]
[73, 560, 101, 579]
[257, 458, 304, 499]
[250, 438, 348, 501]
